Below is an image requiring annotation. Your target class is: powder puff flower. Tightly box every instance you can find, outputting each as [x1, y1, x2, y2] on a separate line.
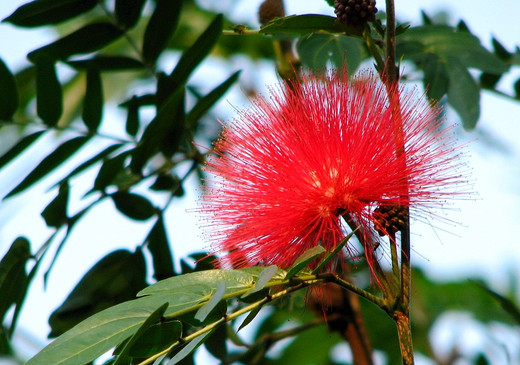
[199, 69, 467, 270]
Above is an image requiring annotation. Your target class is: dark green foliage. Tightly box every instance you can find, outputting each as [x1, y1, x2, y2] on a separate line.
[142, 0, 184, 64]
[67, 56, 144, 71]
[0, 1, 244, 362]
[472, 280, 520, 325]
[111, 302, 170, 365]
[260, 14, 357, 36]
[0, 130, 45, 169]
[130, 87, 185, 173]
[4, 136, 90, 198]
[92, 152, 129, 192]
[146, 216, 175, 281]
[204, 324, 228, 360]
[111, 192, 156, 221]
[126, 320, 182, 358]
[41, 181, 69, 227]
[297, 33, 363, 74]
[115, 0, 146, 29]
[48, 249, 147, 337]
[123, 95, 140, 136]
[186, 70, 241, 130]
[0, 238, 31, 328]
[82, 67, 103, 131]
[0, 59, 18, 120]
[56, 144, 123, 184]
[28, 23, 124, 62]
[2, 0, 98, 27]
[396, 22, 507, 129]
[167, 14, 224, 92]
[34, 56, 62, 125]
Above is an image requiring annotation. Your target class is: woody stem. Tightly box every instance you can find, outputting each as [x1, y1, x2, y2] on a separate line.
[384, 0, 414, 363]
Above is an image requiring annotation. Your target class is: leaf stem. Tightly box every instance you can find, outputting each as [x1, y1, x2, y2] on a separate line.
[389, 232, 400, 296]
[327, 274, 388, 311]
[363, 26, 385, 73]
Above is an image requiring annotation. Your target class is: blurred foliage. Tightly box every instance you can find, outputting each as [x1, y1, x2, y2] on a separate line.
[0, 0, 519, 364]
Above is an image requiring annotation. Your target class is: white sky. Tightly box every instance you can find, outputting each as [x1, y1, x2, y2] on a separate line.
[0, 0, 520, 363]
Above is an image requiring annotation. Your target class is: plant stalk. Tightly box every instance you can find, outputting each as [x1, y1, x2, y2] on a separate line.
[395, 311, 414, 365]
[384, 0, 414, 363]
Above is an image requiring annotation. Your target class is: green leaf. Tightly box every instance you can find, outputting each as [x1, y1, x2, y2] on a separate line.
[410, 267, 519, 357]
[473, 280, 520, 325]
[515, 78, 520, 99]
[2, 0, 97, 27]
[194, 281, 226, 322]
[420, 10, 432, 25]
[297, 33, 362, 75]
[41, 181, 69, 228]
[56, 144, 123, 186]
[129, 87, 184, 173]
[92, 152, 128, 192]
[156, 75, 187, 157]
[67, 56, 144, 71]
[168, 331, 212, 365]
[422, 53, 449, 100]
[284, 246, 325, 279]
[276, 322, 341, 365]
[111, 192, 156, 221]
[30, 267, 292, 365]
[138, 268, 270, 298]
[445, 58, 480, 129]
[28, 22, 123, 62]
[360, 295, 401, 362]
[237, 305, 262, 332]
[142, 0, 184, 63]
[491, 37, 512, 61]
[480, 72, 501, 90]
[0, 130, 45, 170]
[163, 13, 223, 99]
[0, 327, 13, 355]
[29, 269, 260, 364]
[31, 296, 167, 365]
[186, 70, 240, 129]
[49, 249, 147, 337]
[0, 238, 31, 325]
[146, 215, 175, 281]
[115, 0, 146, 29]
[112, 302, 169, 365]
[397, 25, 507, 74]
[82, 67, 103, 131]
[259, 14, 355, 36]
[0, 58, 18, 120]
[204, 324, 227, 360]
[312, 229, 358, 274]
[242, 265, 278, 298]
[4, 136, 90, 199]
[127, 320, 182, 358]
[120, 94, 156, 108]
[150, 174, 183, 196]
[123, 96, 140, 136]
[34, 56, 62, 126]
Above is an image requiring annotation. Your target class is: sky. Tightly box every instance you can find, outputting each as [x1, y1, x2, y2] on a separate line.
[0, 0, 520, 363]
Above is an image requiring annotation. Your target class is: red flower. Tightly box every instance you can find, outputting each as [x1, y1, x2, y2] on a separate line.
[200, 69, 467, 270]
